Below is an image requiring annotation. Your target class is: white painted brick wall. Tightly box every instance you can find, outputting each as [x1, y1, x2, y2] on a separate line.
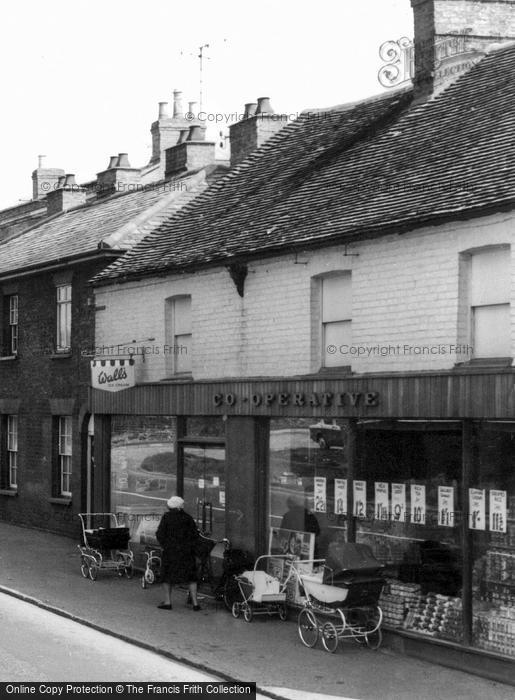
[94, 211, 515, 379]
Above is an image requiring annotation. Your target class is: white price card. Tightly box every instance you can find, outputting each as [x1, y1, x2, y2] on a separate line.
[438, 486, 455, 527]
[198, 478, 205, 489]
[212, 476, 220, 487]
[489, 490, 507, 533]
[469, 488, 485, 530]
[334, 479, 347, 515]
[219, 490, 225, 506]
[410, 484, 426, 525]
[314, 476, 327, 513]
[391, 483, 406, 522]
[375, 482, 389, 521]
[353, 480, 367, 518]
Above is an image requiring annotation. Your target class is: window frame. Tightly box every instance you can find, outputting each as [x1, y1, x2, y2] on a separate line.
[7, 415, 18, 489]
[58, 415, 72, 497]
[320, 272, 352, 370]
[56, 284, 72, 353]
[164, 295, 192, 376]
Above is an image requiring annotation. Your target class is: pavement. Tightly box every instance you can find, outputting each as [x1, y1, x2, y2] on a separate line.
[0, 521, 513, 700]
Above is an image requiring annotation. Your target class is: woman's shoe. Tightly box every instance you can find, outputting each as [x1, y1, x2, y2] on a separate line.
[157, 603, 172, 610]
[192, 605, 201, 611]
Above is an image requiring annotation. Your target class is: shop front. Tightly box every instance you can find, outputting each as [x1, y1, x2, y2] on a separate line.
[90, 371, 515, 682]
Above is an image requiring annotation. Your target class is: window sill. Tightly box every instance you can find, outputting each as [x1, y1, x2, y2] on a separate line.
[0, 488, 18, 497]
[49, 352, 72, 360]
[454, 357, 512, 370]
[160, 373, 194, 382]
[0, 355, 18, 362]
[48, 496, 72, 505]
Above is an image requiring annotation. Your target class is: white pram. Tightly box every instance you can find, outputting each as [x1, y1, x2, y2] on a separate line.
[231, 555, 288, 622]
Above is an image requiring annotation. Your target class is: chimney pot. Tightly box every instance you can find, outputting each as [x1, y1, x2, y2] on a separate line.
[255, 97, 274, 115]
[38, 155, 46, 169]
[188, 101, 197, 117]
[64, 174, 77, 188]
[108, 155, 119, 169]
[187, 125, 203, 141]
[178, 129, 190, 144]
[158, 101, 169, 119]
[173, 90, 184, 118]
[244, 103, 258, 119]
[57, 176, 66, 189]
[117, 153, 131, 168]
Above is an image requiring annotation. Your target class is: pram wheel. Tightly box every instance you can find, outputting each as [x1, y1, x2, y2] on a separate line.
[231, 602, 240, 619]
[243, 604, 253, 622]
[141, 576, 147, 589]
[124, 563, 134, 579]
[365, 627, 382, 650]
[145, 569, 155, 585]
[321, 621, 338, 653]
[223, 575, 242, 612]
[298, 608, 319, 648]
[279, 604, 288, 621]
[89, 565, 98, 581]
[80, 562, 89, 578]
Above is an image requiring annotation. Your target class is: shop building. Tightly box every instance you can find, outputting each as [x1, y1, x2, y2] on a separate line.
[90, 2, 515, 680]
[0, 95, 228, 537]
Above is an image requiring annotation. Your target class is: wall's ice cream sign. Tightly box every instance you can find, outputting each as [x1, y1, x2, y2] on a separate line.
[91, 359, 135, 392]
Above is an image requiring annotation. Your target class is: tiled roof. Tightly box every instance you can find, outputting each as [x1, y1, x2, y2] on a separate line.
[94, 43, 515, 284]
[0, 170, 212, 278]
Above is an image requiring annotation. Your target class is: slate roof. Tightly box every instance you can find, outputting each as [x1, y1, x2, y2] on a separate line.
[0, 170, 214, 279]
[94, 42, 515, 285]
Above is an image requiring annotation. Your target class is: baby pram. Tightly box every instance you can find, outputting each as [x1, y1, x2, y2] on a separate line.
[78, 513, 134, 581]
[295, 543, 385, 652]
[231, 555, 289, 622]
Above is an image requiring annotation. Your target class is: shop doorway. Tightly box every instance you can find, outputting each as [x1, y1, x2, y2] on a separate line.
[181, 442, 226, 540]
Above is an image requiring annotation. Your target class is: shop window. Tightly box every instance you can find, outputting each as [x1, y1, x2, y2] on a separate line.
[321, 272, 352, 368]
[2, 294, 18, 356]
[164, 296, 192, 375]
[58, 416, 72, 496]
[56, 284, 71, 352]
[470, 248, 510, 358]
[470, 425, 515, 658]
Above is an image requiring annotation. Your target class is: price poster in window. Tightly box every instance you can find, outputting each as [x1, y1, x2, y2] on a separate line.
[391, 483, 406, 522]
[375, 482, 389, 521]
[469, 488, 485, 530]
[314, 476, 327, 513]
[410, 484, 426, 525]
[334, 479, 347, 515]
[438, 486, 455, 527]
[353, 480, 367, 518]
[219, 490, 225, 506]
[489, 490, 507, 533]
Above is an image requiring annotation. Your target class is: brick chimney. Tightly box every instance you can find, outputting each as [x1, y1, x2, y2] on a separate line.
[46, 174, 86, 216]
[229, 97, 287, 167]
[150, 90, 206, 172]
[165, 125, 215, 177]
[31, 155, 65, 201]
[411, 0, 515, 101]
[96, 153, 141, 196]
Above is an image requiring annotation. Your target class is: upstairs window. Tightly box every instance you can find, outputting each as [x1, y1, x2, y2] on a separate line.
[322, 273, 352, 368]
[2, 294, 18, 356]
[165, 296, 192, 375]
[470, 248, 510, 358]
[56, 284, 71, 352]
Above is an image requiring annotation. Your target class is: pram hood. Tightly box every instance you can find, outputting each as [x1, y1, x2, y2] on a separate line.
[325, 543, 385, 585]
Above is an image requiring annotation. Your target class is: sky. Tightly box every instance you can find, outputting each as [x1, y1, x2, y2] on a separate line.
[0, 0, 413, 209]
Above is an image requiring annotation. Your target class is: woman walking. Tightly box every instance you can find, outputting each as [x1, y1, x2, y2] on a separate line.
[155, 496, 201, 611]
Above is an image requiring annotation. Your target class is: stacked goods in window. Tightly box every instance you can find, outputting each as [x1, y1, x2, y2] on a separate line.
[473, 607, 515, 656]
[379, 579, 421, 627]
[403, 593, 463, 640]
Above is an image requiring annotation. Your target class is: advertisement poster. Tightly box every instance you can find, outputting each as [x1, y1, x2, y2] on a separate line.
[438, 486, 455, 527]
[410, 484, 426, 525]
[391, 483, 406, 522]
[334, 479, 347, 515]
[375, 482, 389, 521]
[489, 490, 507, 533]
[314, 476, 327, 513]
[269, 528, 315, 560]
[469, 488, 486, 530]
[353, 480, 367, 518]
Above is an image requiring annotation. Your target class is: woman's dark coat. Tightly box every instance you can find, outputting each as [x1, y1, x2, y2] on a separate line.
[156, 508, 199, 584]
